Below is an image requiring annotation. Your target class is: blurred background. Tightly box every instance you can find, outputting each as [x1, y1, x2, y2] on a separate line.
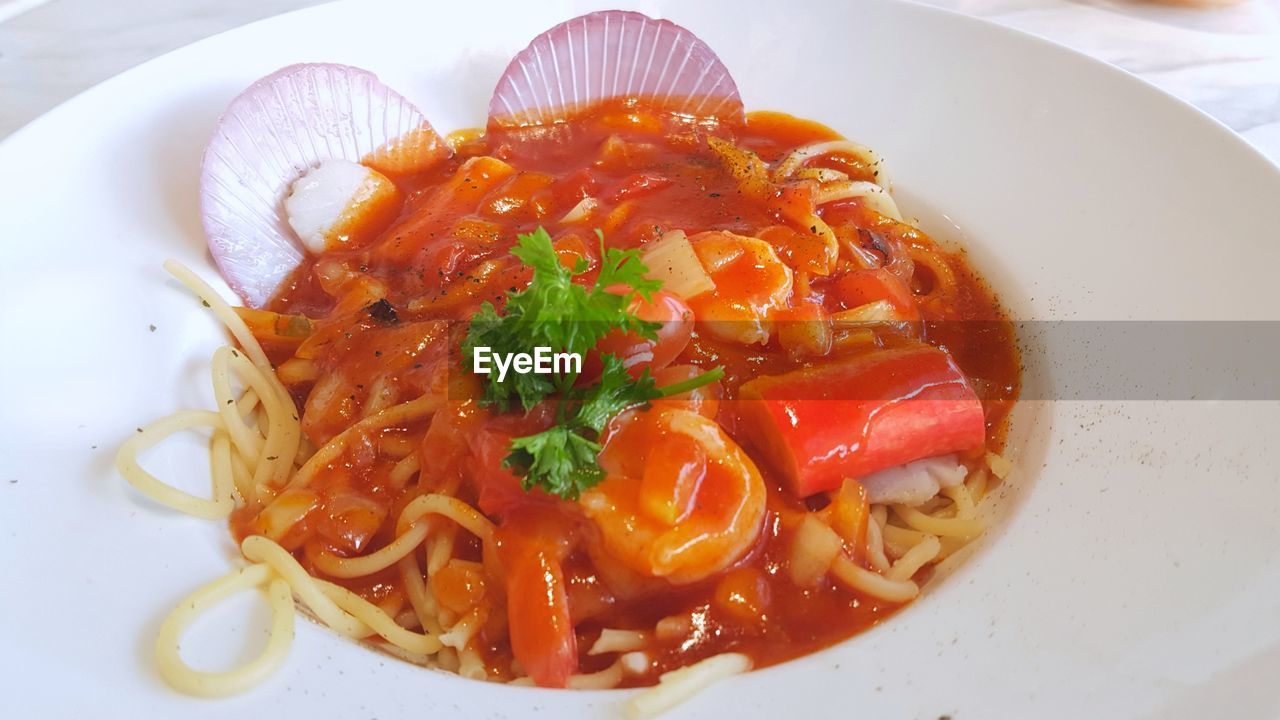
[1, 0, 1278, 161]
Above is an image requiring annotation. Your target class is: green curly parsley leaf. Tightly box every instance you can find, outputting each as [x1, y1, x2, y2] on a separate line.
[461, 227, 660, 412]
[463, 226, 723, 500]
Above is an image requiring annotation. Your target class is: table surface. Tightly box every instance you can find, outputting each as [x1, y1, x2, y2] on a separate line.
[2, 0, 1279, 164]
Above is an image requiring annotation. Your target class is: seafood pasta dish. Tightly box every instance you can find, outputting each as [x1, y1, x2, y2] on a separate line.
[117, 9, 1019, 714]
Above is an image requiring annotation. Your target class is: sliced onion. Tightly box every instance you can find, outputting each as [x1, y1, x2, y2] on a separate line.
[816, 180, 903, 221]
[488, 10, 743, 128]
[774, 140, 885, 183]
[202, 63, 448, 307]
[642, 230, 715, 299]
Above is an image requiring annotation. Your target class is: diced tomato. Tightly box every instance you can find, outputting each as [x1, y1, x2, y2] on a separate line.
[551, 168, 600, 206]
[607, 173, 674, 202]
[769, 180, 818, 228]
[466, 429, 529, 516]
[478, 172, 556, 221]
[431, 559, 487, 615]
[553, 232, 596, 272]
[737, 344, 984, 497]
[496, 509, 578, 688]
[825, 480, 869, 565]
[588, 290, 693, 378]
[373, 156, 515, 262]
[466, 406, 558, 517]
[758, 224, 829, 276]
[834, 268, 920, 321]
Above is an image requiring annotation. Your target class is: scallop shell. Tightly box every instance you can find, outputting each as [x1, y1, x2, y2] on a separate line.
[488, 10, 744, 128]
[201, 63, 447, 307]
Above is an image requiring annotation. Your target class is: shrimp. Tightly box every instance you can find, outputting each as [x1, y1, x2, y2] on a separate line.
[686, 230, 793, 345]
[580, 407, 767, 585]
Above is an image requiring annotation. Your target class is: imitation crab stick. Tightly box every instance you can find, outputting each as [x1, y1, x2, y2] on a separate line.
[737, 344, 984, 497]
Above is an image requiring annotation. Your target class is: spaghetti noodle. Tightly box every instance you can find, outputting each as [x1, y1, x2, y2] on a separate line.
[121, 86, 1019, 716]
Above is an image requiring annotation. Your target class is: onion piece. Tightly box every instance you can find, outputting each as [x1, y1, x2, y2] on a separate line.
[559, 197, 599, 224]
[788, 514, 843, 587]
[830, 300, 901, 325]
[817, 180, 904, 221]
[489, 11, 744, 128]
[794, 167, 849, 183]
[642, 230, 716, 299]
[774, 140, 885, 184]
[202, 63, 448, 307]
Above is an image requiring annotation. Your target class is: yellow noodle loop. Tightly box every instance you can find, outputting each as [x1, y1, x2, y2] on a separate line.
[116, 410, 234, 519]
[154, 564, 294, 697]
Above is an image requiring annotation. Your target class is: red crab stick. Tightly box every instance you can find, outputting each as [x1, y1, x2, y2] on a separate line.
[737, 344, 985, 497]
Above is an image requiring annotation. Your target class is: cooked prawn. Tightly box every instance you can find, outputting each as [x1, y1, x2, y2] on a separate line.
[580, 407, 766, 585]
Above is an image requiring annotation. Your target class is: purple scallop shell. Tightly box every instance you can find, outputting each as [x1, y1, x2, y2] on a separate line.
[201, 63, 446, 307]
[488, 10, 744, 128]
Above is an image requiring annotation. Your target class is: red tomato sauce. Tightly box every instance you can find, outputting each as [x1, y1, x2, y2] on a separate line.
[232, 99, 1020, 686]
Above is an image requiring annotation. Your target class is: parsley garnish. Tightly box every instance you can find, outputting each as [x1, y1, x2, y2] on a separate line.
[461, 226, 723, 499]
[462, 226, 661, 411]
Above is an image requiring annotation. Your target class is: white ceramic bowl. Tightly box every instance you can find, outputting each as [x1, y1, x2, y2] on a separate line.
[2, 1, 1279, 718]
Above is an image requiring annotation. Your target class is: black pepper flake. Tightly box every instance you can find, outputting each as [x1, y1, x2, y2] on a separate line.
[201, 299, 211, 308]
[374, 350, 382, 357]
[136, 428, 143, 433]
[708, 192, 721, 198]
[148, 324, 157, 332]
[266, 456, 278, 461]
[365, 298, 399, 325]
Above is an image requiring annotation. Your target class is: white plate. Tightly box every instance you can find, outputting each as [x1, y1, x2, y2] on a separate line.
[3, 1, 1279, 718]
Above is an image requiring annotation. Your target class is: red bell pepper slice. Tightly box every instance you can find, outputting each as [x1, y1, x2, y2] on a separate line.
[737, 344, 984, 497]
